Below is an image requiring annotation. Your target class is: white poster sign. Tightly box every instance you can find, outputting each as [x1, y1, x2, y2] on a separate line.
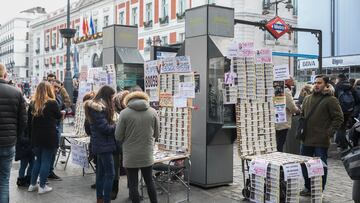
[274, 104, 287, 123]
[283, 163, 302, 180]
[238, 42, 255, 57]
[273, 64, 290, 81]
[71, 142, 89, 168]
[255, 49, 272, 64]
[249, 159, 269, 178]
[179, 82, 195, 98]
[305, 158, 324, 178]
[173, 95, 187, 108]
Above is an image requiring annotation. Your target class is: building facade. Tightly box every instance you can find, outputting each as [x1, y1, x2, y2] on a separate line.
[30, 0, 298, 82]
[0, 7, 45, 81]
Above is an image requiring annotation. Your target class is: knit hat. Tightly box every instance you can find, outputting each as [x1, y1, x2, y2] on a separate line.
[114, 90, 130, 112]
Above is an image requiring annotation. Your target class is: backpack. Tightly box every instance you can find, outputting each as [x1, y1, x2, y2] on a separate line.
[338, 89, 355, 113]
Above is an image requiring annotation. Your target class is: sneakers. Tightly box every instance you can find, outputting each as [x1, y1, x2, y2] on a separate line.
[38, 185, 53, 194]
[300, 188, 311, 196]
[28, 184, 38, 192]
[48, 172, 62, 181]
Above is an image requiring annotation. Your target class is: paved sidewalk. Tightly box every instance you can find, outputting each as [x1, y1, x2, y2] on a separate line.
[9, 122, 354, 203]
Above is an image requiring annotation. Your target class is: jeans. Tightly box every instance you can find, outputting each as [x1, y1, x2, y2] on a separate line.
[50, 122, 62, 175]
[96, 152, 115, 202]
[127, 166, 158, 203]
[31, 147, 54, 188]
[19, 157, 34, 178]
[276, 129, 288, 152]
[300, 145, 328, 190]
[0, 146, 15, 203]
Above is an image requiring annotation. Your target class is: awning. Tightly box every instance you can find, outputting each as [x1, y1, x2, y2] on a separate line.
[116, 47, 144, 64]
[209, 35, 234, 57]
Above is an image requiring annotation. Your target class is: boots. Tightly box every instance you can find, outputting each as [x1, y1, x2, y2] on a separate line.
[17, 177, 30, 187]
[110, 180, 119, 200]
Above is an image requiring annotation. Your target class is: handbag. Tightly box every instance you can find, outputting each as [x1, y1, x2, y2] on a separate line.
[296, 96, 325, 141]
[341, 140, 360, 180]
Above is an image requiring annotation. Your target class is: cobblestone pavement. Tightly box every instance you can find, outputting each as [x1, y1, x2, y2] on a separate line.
[9, 121, 354, 203]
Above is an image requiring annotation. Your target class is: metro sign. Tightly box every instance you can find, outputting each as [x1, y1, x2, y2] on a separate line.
[265, 16, 290, 39]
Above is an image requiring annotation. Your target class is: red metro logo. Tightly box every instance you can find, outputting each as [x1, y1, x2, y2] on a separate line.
[265, 16, 290, 39]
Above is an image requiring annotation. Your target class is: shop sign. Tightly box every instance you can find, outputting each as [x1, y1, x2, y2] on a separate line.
[298, 59, 319, 70]
[265, 16, 290, 39]
[323, 55, 360, 68]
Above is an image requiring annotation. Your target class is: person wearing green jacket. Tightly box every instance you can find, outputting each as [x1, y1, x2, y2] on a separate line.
[300, 75, 344, 196]
[115, 89, 159, 203]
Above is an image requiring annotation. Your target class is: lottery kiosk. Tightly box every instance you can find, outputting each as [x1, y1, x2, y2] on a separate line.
[185, 5, 237, 187]
[102, 25, 144, 90]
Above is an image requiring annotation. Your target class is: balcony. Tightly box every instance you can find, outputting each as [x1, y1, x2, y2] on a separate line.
[52, 63, 56, 67]
[176, 12, 185, 21]
[45, 63, 49, 67]
[35, 64, 39, 69]
[51, 45, 56, 50]
[159, 15, 169, 25]
[144, 20, 153, 28]
[45, 47, 50, 52]
[0, 36, 14, 46]
[35, 49, 40, 54]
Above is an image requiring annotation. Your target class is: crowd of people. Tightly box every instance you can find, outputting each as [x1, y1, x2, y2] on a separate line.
[0, 60, 360, 203]
[0, 64, 159, 203]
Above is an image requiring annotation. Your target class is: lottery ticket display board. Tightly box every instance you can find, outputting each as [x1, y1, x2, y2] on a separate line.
[144, 56, 193, 155]
[226, 42, 323, 203]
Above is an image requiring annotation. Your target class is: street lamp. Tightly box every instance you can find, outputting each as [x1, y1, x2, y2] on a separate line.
[60, 0, 76, 102]
[262, 0, 293, 16]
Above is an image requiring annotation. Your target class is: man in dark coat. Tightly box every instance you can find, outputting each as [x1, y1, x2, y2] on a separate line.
[300, 75, 343, 196]
[335, 74, 355, 150]
[0, 64, 27, 202]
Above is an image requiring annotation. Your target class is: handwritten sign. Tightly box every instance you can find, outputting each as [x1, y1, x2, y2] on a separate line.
[160, 58, 176, 73]
[238, 42, 255, 57]
[256, 49, 272, 64]
[283, 163, 302, 180]
[227, 41, 238, 58]
[273, 64, 290, 81]
[71, 142, 89, 168]
[249, 159, 268, 177]
[305, 158, 324, 178]
[144, 60, 159, 76]
[79, 66, 88, 81]
[175, 56, 192, 73]
[224, 72, 237, 85]
[159, 93, 173, 107]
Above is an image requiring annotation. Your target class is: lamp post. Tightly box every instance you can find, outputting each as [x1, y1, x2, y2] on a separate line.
[60, 0, 76, 102]
[262, 0, 293, 16]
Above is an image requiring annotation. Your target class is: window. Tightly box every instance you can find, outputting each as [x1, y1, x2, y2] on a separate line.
[75, 26, 80, 38]
[36, 37, 40, 50]
[132, 7, 138, 26]
[26, 44, 29, 52]
[26, 57, 29, 66]
[104, 15, 109, 27]
[94, 19, 98, 33]
[161, 35, 168, 45]
[179, 33, 185, 42]
[294, 31, 298, 45]
[146, 3, 152, 22]
[161, 0, 168, 17]
[119, 12, 125, 25]
[26, 32, 29, 40]
[263, 0, 274, 10]
[45, 35, 50, 48]
[52, 33, 56, 47]
[178, 0, 186, 14]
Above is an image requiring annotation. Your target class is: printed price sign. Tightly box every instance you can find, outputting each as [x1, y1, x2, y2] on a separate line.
[305, 158, 324, 178]
[249, 159, 268, 178]
[283, 163, 302, 180]
[159, 93, 173, 107]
